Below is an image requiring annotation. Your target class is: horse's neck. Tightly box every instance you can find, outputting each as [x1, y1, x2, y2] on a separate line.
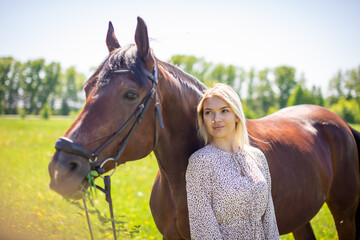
[154, 62, 205, 185]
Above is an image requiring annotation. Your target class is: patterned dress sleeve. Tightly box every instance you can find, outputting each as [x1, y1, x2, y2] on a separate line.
[256, 149, 280, 239]
[186, 153, 222, 240]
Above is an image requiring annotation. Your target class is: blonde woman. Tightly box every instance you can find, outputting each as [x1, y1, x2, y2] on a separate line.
[186, 83, 280, 239]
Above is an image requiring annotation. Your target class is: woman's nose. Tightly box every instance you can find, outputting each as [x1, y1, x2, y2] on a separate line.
[213, 113, 222, 122]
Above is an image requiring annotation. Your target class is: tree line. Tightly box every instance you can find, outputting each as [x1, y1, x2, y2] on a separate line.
[0, 57, 85, 117]
[0, 56, 359, 122]
[170, 55, 360, 123]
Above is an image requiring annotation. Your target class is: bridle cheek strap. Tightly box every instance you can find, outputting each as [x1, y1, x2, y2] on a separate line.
[54, 60, 164, 173]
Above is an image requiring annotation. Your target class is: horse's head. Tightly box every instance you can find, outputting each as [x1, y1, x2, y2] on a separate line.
[48, 17, 162, 199]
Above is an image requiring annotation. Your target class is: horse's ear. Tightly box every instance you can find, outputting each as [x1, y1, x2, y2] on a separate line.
[106, 21, 120, 53]
[135, 17, 150, 60]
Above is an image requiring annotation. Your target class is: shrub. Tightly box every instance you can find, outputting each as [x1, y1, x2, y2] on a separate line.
[330, 98, 360, 123]
[17, 108, 26, 119]
[40, 103, 51, 119]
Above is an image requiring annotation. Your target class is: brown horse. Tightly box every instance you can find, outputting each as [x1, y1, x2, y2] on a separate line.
[48, 17, 360, 239]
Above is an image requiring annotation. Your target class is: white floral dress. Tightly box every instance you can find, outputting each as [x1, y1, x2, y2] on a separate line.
[186, 144, 280, 240]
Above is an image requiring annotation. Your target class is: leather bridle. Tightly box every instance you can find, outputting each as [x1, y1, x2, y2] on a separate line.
[54, 59, 164, 240]
[54, 59, 164, 174]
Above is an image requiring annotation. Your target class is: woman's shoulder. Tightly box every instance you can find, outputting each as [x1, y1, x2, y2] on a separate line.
[245, 145, 267, 165]
[246, 145, 265, 156]
[189, 145, 213, 161]
[188, 145, 220, 166]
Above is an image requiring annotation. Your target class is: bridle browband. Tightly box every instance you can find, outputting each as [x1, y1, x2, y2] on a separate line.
[55, 59, 164, 174]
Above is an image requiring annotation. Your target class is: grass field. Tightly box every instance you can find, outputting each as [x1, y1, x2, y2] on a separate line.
[0, 117, 359, 239]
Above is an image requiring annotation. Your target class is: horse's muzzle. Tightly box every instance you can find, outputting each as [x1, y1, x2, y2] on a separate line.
[48, 150, 90, 199]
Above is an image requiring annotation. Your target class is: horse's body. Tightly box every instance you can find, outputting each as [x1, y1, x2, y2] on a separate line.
[247, 106, 360, 238]
[48, 18, 360, 239]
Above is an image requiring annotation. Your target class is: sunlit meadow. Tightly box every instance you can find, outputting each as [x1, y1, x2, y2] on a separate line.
[1, 117, 357, 239]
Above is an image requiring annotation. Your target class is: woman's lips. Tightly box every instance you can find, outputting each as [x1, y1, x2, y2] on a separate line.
[213, 125, 224, 131]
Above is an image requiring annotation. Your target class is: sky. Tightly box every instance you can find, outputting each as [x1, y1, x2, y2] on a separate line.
[1, 0, 359, 95]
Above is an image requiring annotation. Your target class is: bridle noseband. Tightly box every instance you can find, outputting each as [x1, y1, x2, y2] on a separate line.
[55, 59, 164, 174]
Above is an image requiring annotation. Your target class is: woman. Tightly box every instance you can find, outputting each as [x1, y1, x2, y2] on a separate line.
[186, 83, 280, 239]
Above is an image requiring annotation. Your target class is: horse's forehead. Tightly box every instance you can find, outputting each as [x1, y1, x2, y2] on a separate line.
[101, 49, 147, 86]
[84, 45, 147, 97]
[106, 47, 135, 71]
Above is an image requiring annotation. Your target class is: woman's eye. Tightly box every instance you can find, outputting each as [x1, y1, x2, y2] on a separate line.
[204, 111, 211, 115]
[124, 91, 138, 100]
[222, 109, 229, 113]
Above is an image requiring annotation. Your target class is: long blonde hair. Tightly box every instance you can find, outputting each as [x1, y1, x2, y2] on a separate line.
[197, 83, 249, 150]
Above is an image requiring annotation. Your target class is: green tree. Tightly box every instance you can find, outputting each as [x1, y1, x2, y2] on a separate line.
[235, 67, 246, 96]
[246, 68, 256, 108]
[211, 64, 226, 83]
[0, 57, 15, 114]
[61, 98, 70, 115]
[274, 66, 297, 108]
[40, 103, 51, 119]
[170, 55, 210, 82]
[328, 70, 345, 101]
[345, 66, 360, 99]
[38, 62, 61, 113]
[21, 59, 46, 114]
[242, 103, 258, 119]
[287, 84, 324, 107]
[5, 60, 22, 114]
[311, 86, 324, 106]
[209, 64, 237, 88]
[256, 68, 275, 116]
[242, 68, 259, 118]
[287, 84, 314, 106]
[60, 67, 85, 115]
[327, 66, 360, 106]
[226, 65, 236, 87]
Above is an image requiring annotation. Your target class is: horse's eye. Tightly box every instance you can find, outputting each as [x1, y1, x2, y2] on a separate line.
[124, 91, 138, 101]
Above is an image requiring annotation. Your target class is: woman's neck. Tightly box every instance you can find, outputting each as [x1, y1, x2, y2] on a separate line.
[210, 138, 240, 153]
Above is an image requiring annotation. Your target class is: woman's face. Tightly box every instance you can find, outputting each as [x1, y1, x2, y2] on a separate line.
[203, 95, 239, 143]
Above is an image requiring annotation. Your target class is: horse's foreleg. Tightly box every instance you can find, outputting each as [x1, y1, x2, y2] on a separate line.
[292, 222, 316, 240]
[150, 172, 188, 239]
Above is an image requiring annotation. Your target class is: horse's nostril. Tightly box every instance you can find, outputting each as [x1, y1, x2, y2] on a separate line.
[69, 162, 78, 172]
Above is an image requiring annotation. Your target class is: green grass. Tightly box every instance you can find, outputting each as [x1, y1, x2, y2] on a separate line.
[1, 118, 358, 239]
[351, 123, 360, 132]
[0, 117, 161, 240]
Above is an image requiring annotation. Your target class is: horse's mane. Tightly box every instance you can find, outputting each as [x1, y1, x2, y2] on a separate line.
[158, 60, 207, 97]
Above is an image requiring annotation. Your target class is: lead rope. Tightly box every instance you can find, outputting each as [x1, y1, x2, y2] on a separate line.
[83, 176, 117, 240]
[102, 176, 117, 240]
[83, 198, 94, 240]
